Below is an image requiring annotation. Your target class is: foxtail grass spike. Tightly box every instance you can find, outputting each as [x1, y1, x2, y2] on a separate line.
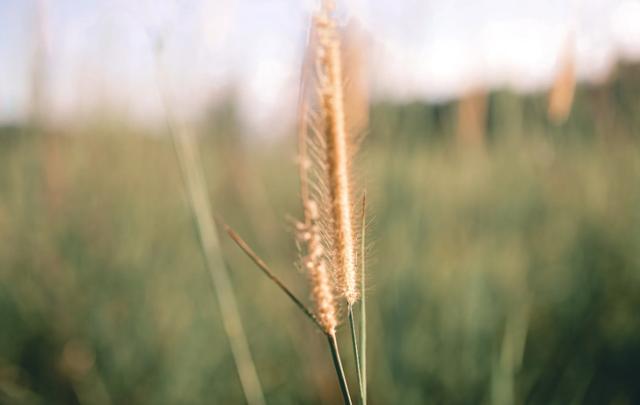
[304, 0, 361, 308]
[297, 5, 343, 336]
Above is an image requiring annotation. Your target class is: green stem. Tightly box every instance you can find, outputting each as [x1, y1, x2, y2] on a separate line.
[348, 305, 364, 404]
[327, 333, 354, 405]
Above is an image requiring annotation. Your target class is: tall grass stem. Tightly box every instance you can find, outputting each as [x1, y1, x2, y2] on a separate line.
[154, 52, 266, 405]
[328, 333, 354, 405]
[348, 305, 363, 404]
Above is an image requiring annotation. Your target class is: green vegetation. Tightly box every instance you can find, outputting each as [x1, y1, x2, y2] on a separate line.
[0, 69, 639, 404]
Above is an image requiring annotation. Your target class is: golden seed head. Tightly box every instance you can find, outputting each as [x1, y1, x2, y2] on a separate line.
[298, 208, 337, 334]
[296, 0, 365, 334]
[315, 5, 359, 305]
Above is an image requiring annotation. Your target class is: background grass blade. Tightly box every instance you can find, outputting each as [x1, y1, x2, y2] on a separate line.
[154, 53, 266, 405]
[170, 129, 266, 405]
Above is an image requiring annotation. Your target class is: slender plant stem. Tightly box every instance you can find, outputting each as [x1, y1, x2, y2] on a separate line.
[348, 305, 364, 404]
[226, 225, 357, 405]
[360, 194, 367, 404]
[327, 333, 354, 405]
[153, 51, 265, 405]
[172, 132, 266, 405]
[225, 225, 325, 333]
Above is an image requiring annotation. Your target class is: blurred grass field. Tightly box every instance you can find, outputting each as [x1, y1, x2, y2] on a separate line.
[1, 72, 640, 404]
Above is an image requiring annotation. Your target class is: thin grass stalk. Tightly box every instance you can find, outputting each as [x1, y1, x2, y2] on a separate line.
[359, 194, 367, 404]
[224, 225, 324, 332]
[153, 53, 265, 405]
[172, 131, 266, 405]
[348, 305, 363, 404]
[226, 225, 352, 405]
[347, 194, 367, 404]
[328, 333, 354, 405]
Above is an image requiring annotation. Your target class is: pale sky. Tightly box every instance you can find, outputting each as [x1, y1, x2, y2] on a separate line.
[1, 0, 639, 132]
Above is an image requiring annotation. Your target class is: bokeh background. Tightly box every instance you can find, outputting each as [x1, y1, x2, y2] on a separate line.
[1, 0, 640, 404]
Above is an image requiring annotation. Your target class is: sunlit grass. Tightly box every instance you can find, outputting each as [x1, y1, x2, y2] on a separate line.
[0, 120, 639, 403]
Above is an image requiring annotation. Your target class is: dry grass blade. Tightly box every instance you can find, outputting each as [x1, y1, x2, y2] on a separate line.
[224, 224, 324, 332]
